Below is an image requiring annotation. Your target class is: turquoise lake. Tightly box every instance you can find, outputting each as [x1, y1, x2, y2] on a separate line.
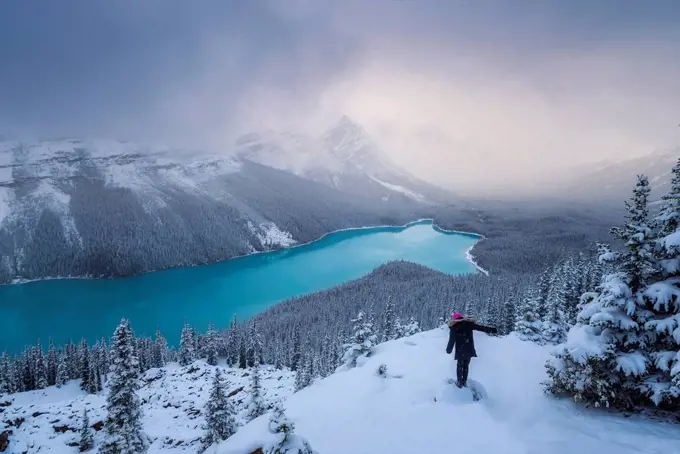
[0, 220, 480, 353]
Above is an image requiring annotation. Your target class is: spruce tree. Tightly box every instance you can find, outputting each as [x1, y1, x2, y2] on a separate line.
[499, 297, 516, 335]
[515, 287, 543, 343]
[542, 264, 568, 344]
[238, 336, 247, 369]
[545, 175, 660, 409]
[87, 360, 100, 394]
[247, 322, 264, 367]
[0, 352, 11, 394]
[381, 297, 398, 342]
[79, 408, 94, 452]
[204, 322, 219, 366]
[339, 311, 378, 369]
[47, 339, 58, 386]
[644, 159, 680, 408]
[265, 404, 317, 454]
[655, 158, 680, 236]
[403, 316, 421, 336]
[226, 316, 240, 367]
[290, 329, 301, 372]
[34, 348, 48, 390]
[179, 321, 196, 367]
[56, 353, 69, 388]
[247, 359, 266, 421]
[80, 339, 90, 391]
[99, 337, 110, 380]
[100, 318, 148, 454]
[154, 329, 168, 368]
[200, 369, 237, 452]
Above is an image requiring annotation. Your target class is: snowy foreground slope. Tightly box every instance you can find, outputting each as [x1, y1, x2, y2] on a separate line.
[1, 363, 294, 453]
[216, 328, 680, 454]
[4, 329, 680, 453]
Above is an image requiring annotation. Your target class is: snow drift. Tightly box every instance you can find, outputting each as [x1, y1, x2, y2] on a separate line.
[215, 328, 680, 454]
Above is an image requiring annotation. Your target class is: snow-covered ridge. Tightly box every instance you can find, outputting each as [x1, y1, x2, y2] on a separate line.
[216, 328, 680, 454]
[3, 328, 679, 453]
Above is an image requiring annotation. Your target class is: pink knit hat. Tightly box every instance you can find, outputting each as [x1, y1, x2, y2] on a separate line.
[452, 312, 463, 320]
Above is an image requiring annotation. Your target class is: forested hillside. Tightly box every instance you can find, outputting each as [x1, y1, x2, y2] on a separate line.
[0, 139, 434, 284]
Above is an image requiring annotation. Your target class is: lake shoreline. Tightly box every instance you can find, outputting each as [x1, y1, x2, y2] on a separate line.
[2, 218, 485, 288]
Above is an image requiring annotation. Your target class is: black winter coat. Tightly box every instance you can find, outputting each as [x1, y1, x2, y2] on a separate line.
[446, 318, 498, 360]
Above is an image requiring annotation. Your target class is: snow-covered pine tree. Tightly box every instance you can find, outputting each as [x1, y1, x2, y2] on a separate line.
[226, 315, 240, 367]
[485, 297, 502, 329]
[99, 337, 110, 378]
[189, 326, 197, 356]
[47, 339, 58, 386]
[499, 296, 516, 335]
[290, 328, 301, 372]
[247, 322, 264, 367]
[561, 256, 582, 325]
[65, 343, 78, 380]
[204, 321, 219, 366]
[403, 316, 421, 336]
[34, 347, 48, 390]
[0, 352, 11, 394]
[294, 355, 313, 392]
[247, 359, 267, 421]
[100, 318, 148, 454]
[179, 321, 196, 367]
[655, 158, 680, 237]
[79, 408, 94, 452]
[545, 175, 659, 409]
[542, 264, 569, 344]
[20, 349, 33, 392]
[644, 158, 680, 408]
[56, 353, 69, 388]
[200, 369, 237, 452]
[80, 339, 90, 391]
[264, 404, 317, 454]
[535, 267, 553, 320]
[87, 360, 100, 394]
[381, 297, 398, 342]
[154, 329, 168, 368]
[339, 311, 378, 370]
[515, 287, 544, 343]
[238, 336, 248, 369]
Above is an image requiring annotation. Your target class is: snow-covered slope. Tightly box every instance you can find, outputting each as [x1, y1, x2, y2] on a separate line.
[547, 150, 678, 202]
[1, 361, 294, 453]
[235, 116, 454, 205]
[216, 328, 680, 454]
[3, 328, 678, 453]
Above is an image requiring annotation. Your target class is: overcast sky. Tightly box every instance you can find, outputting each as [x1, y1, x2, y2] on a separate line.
[1, 0, 679, 193]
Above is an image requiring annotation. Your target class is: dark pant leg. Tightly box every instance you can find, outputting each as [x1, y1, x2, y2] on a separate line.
[456, 357, 471, 386]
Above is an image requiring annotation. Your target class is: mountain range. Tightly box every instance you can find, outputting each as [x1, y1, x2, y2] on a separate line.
[234, 116, 454, 205]
[0, 118, 454, 284]
[542, 149, 678, 202]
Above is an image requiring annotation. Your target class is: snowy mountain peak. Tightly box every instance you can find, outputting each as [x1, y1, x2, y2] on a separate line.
[322, 116, 387, 170]
[233, 116, 451, 205]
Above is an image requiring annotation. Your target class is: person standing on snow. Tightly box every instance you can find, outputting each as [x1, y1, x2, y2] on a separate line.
[445, 312, 498, 388]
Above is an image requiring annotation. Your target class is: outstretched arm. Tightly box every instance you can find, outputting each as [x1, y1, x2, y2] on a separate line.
[446, 328, 456, 354]
[473, 323, 498, 335]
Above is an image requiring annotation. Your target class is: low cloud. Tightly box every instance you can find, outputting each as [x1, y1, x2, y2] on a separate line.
[1, 0, 679, 195]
